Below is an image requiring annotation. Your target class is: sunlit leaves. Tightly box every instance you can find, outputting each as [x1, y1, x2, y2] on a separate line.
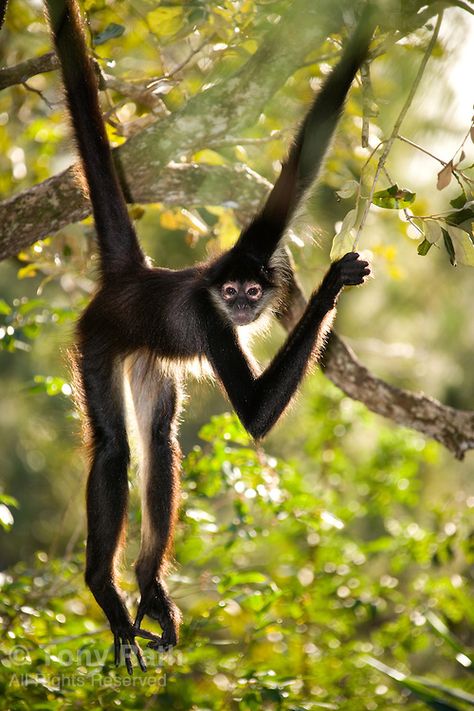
[29, 375, 73, 398]
[0, 494, 18, 531]
[159, 208, 209, 236]
[336, 179, 359, 199]
[1, 396, 474, 707]
[417, 219, 443, 256]
[424, 219, 444, 244]
[372, 184, 416, 209]
[444, 224, 474, 266]
[147, 7, 184, 38]
[366, 657, 474, 709]
[0, 298, 12, 315]
[93, 23, 125, 46]
[415, 208, 474, 266]
[330, 208, 356, 261]
[0, 298, 75, 352]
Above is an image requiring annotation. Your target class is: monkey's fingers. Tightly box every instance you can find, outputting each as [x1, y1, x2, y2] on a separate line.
[147, 635, 176, 652]
[123, 642, 134, 675]
[340, 251, 360, 262]
[129, 639, 147, 673]
[113, 632, 148, 673]
[133, 626, 161, 643]
[114, 633, 121, 667]
[341, 261, 370, 286]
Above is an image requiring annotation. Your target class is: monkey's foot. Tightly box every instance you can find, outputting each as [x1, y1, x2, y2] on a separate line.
[134, 580, 182, 650]
[112, 624, 160, 674]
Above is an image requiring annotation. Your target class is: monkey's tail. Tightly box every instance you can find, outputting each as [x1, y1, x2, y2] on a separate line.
[0, 0, 9, 31]
[46, 0, 145, 276]
[237, 2, 377, 261]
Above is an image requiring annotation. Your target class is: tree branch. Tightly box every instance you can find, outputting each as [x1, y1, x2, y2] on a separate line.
[354, 12, 443, 246]
[279, 270, 474, 460]
[0, 163, 271, 260]
[0, 52, 59, 91]
[323, 334, 474, 460]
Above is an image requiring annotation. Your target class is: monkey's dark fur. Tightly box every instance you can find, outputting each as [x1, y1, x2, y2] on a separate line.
[46, 0, 373, 672]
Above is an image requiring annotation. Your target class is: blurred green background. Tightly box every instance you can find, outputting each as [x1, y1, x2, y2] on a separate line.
[0, 0, 473, 708]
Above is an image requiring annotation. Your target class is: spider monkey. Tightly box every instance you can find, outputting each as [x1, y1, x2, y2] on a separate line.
[46, 0, 373, 672]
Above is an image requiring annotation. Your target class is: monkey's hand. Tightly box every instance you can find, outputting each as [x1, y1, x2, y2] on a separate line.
[112, 623, 161, 674]
[320, 252, 370, 302]
[134, 579, 182, 650]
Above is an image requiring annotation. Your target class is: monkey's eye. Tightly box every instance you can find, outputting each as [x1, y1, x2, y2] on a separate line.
[246, 284, 262, 301]
[222, 283, 238, 299]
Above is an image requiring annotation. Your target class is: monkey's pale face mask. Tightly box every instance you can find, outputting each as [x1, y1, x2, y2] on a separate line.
[216, 279, 270, 326]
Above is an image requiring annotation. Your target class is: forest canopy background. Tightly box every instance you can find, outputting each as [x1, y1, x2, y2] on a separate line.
[0, 1, 473, 709]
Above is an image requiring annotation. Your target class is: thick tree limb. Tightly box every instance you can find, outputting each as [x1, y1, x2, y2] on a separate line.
[0, 163, 270, 260]
[323, 334, 474, 460]
[116, 0, 345, 172]
[279, 268, 474, 460]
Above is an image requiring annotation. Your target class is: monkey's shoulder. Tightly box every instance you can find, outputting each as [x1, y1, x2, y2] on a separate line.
[77, 265, 222, 358]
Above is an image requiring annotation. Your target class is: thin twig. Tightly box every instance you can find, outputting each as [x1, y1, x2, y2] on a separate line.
[22, 80, 54, 110]
[161, 37, 210, 80]
[353, 12, 444, 248]
[397, 132, 474, 187]
[396, 134, 447, 167]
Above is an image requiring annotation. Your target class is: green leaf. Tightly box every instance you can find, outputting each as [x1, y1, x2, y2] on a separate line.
[31, 375, 72, 397]
[365, 657, 473, 709]
[426, 611, 473, 665]
[93, 23, 125, 46]
[330, 209, 356, 261]
[445, 224, 474, 266]
[0, 299, 11, 315]
[442, 228, 456, 266]
[18, 298, 45, 315]
[218, 571, 270, 593]
[336, 180, 359, 199]
[417, 239, 432, 256]
[147, 7, 184, 37]
[445, 206, 474, 226]
[372, 184, 416, 209]
[449, 192, 467, 209]
[0, 494, 18, 507]
[425, 219, 444, 244]
[0, 503, 15, 530]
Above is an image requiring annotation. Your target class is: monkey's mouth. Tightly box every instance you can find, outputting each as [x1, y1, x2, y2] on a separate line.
[233, 310, 255, 326]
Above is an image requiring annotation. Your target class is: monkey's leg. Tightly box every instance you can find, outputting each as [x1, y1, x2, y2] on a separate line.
[128, 360, 182, 648]
[79, 351, 159, 672]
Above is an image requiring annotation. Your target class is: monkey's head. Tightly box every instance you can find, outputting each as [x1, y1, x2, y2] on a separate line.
[207, 247, 286, 327]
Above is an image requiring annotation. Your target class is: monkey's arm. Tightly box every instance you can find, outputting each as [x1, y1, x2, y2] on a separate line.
[207, 253, 369, 439]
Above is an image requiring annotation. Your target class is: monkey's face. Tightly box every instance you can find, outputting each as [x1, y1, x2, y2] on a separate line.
[207, 248, 283, 327]
[218, 279, 269, 326]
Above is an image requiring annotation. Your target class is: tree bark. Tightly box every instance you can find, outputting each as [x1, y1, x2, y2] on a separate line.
[278, 260, 474, 461]
[0, 51, 59, 91]
[0, 163, 271, 261]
